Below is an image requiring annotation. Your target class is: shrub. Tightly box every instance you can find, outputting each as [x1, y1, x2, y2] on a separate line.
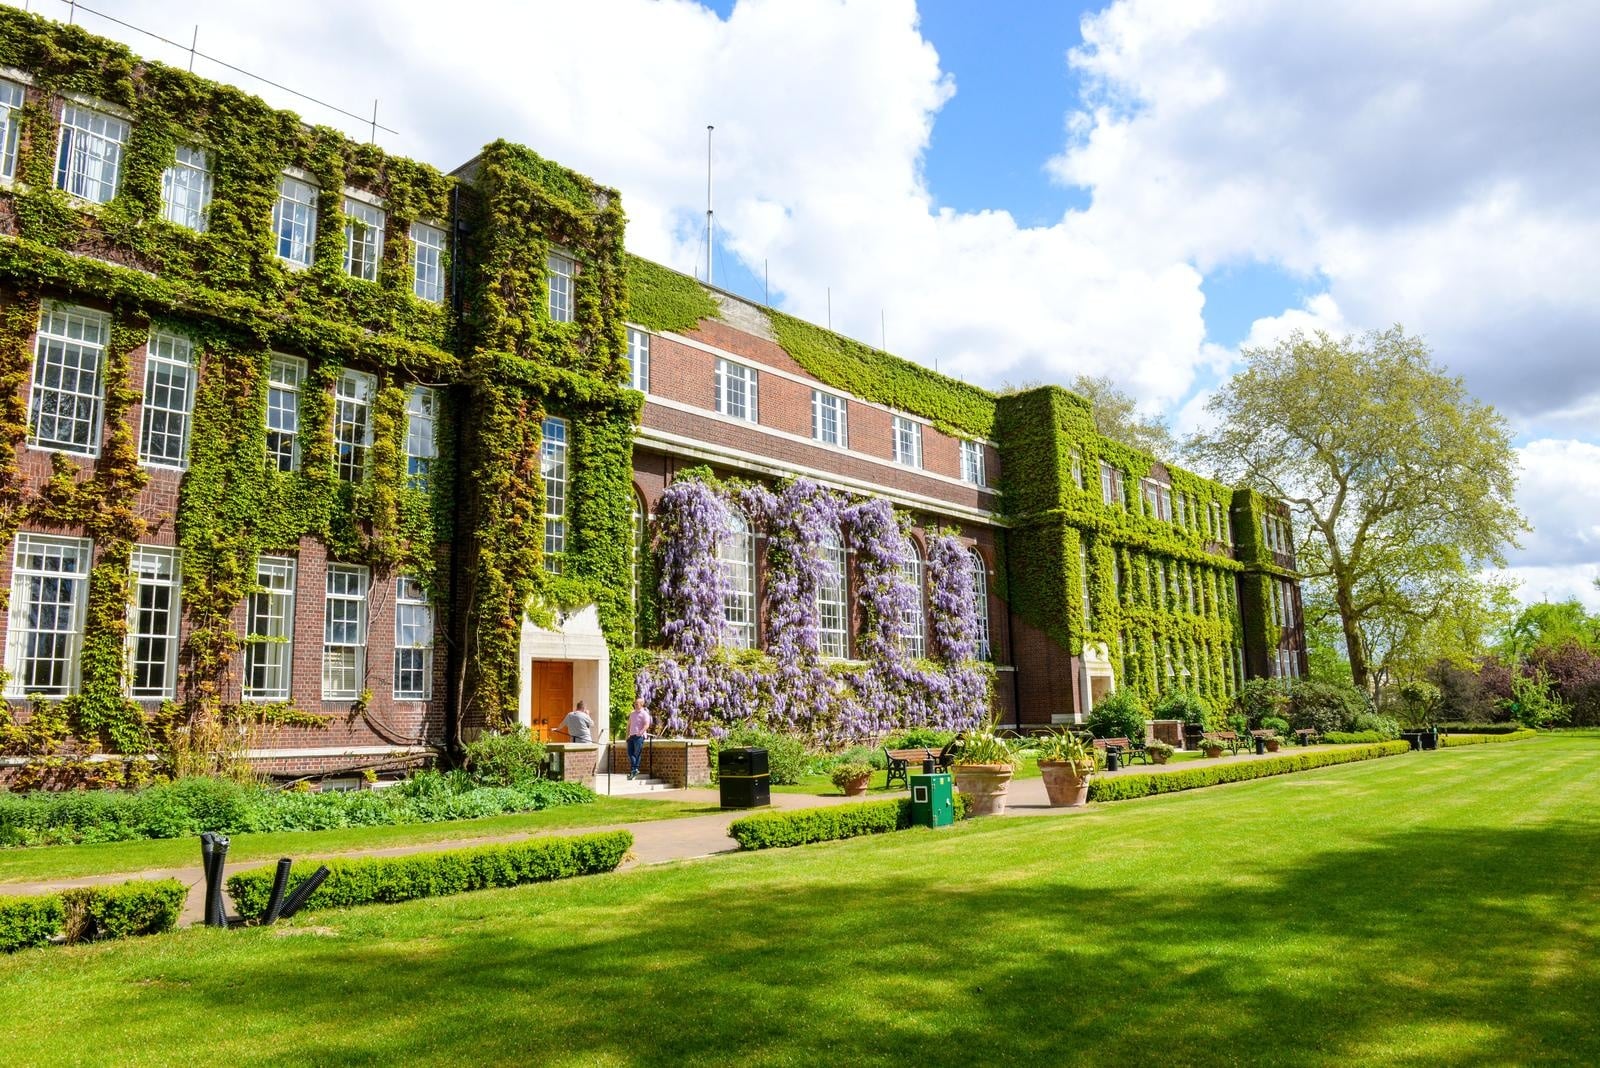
[62, 880, 186, 942]
[1347, 712, 1401, 740]
[720, 728, 807, 785]
[728, 795, 973, 850]
[1234, 678, 1291, 727]
[1440, 729, 1538, 747]
[1260, 715, 1291, 736]
[884, 727, 957, 750]
[829, 762, 874, 790]
[1087, 689, 1146, 742]
[1152, 689, 1218, 731]
[1087, 742, 1412, 801]
[1396, 679, 1444, 727]
[227, 831, 632, 919]
[0, 893, 65, 953]
[1286, 679, 1373, 734]
[1323, 731, 1391, 744]
[805, 745, 887, 775]
[464, 727, 548, 788]
[950, 730, 1016, 766]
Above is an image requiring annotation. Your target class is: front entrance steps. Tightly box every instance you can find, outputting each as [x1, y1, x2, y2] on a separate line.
[593, 773, 675, 795]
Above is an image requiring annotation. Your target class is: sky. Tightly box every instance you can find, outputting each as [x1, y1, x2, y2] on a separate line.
[35, 0, 1600, 609]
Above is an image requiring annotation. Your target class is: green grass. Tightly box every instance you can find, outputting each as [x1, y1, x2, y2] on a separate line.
[5, 735, 1598, 1065]
[0, 796, 713, 884]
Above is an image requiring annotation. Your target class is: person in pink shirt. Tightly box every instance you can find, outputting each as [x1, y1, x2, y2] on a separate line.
[626, 697, 652, 779]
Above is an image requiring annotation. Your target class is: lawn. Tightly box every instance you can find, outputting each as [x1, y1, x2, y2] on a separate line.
[4, 734, 1597, 1065]
[0, 795, 714, 884]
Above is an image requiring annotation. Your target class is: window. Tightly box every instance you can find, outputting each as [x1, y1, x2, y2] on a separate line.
[1100, 462, 1122, 507]
[127, 547, 180, 699]
[55, 104, 128, 204]
[322, 564, 368, 699]
[715, 359, 758, 422]
[812, 390, 847, 447]
[970, 550, 991, 660]
[1175, 492, 1187, 528]
[1141, 479, 1172, 522]
[272, 176, 318, 267]
[817, 530, 849, 659]
[411, 222, 445, 303]
[900, 544, 926, 659]
[1080, 544, 1092, 626]
[266, 355, 305, 473]
[626, 327, 651, 392]
[721, 511, 756, 649]
[1070, 448, 1084, 490]
[542, 417, 568, 572]
[0, 79, 22, 182]
[405, 386, 438, 491]
[394, 575, 433, 700]
[1114, 554, 1124, 602]
[29, 303, 108, 456]
[344, 197, 384, 280]
[138, 331, 196, 469]
[547, 253, 575, 322]
[244, 556, 295, 701]
[960, 440, 985, 486]
[5, 534, 92, 697]
[333, 370, 375, 482]
[632, 497, 648, 645]
[893, 415, 922, 468]
[160, 146, 212, 231]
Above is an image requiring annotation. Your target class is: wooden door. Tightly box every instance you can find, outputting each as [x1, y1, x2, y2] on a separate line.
[531, 660, 573, 741]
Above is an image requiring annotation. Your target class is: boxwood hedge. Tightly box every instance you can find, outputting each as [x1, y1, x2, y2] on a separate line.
[1440, 729, 1538, 747]
[1, 878, 185, 953]
[1087, 742, 1413, 801]
[728, 795, 972, 850]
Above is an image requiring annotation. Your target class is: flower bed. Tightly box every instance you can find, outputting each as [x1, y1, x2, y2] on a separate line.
[1, 878, 185, 953]
[226, 831, 631, 919]
[1087, 742, 1412, 801]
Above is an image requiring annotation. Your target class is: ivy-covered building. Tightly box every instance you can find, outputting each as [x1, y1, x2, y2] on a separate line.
[0, 11, 1303, 782]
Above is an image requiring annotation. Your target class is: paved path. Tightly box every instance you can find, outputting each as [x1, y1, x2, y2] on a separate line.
[4, 744, 1344, 924]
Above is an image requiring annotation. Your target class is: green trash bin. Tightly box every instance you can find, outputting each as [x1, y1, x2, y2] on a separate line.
[909, 772, 955, 828]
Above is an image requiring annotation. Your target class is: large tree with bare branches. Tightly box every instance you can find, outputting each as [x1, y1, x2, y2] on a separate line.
[1187, 327, 1526, 692]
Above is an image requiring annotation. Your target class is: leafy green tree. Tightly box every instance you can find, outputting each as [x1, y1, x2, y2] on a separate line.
[1069, 374, 1176, 455]
[1499, 599, 1600, 659]
[1188, 327, 1526, 692]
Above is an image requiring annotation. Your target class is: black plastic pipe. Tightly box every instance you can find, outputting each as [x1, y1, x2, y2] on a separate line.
[262, 858, 294, 925]
[277, 866, 331, 919]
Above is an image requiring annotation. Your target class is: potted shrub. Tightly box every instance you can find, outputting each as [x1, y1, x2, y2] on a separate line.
[1201, 737, 1225, 759]
[1261, 715, 1290, 752]
[1145, 740, 1175, 765]
[1035, 730, 1095, 806]
[830, 762, 874, 797]
[950, 730, 1017, 816]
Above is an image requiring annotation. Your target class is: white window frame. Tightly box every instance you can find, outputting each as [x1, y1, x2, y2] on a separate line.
[137, 331, 196, 470]
[547, 252, 575, 323]
[333, 369, 376, 483]
[892, 415, 922, 469]
[1080, 544, 1092, 625]
[244, 556, 295, 701]
[1142, 479, 1172, 522]
[266, 354, 305, 473]
[127, 546, 180, 699]
[960, 439, 985, 486]
[0, 78, 23, 183]
[343, 197, 385, 281]
[55, 103, 129, 204]
[900, 545, 926, 659]
[273, 175, 318, 268]
[1070, 448, 1084, 490]
[411, 222, 445, 303]
[29, 303, 108, 457]
[971, 549, 991, 661]
[393, 575, 434, 700]
[811, 389, 847, 447]
[626, 327, 651, 392]
[1100, 462, 1121, 507]
[160, 145, 212, 231]
[405, 385, 438, 492]
[715, 358, 759, 423]
[322, 563, 369, 700]
[721, 511, 757, 649]
[5, 534, 93, 698]
[542, 417, 568, 572]
[817, 530, 848, 659]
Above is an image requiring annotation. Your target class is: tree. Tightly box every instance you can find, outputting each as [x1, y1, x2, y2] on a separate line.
[1068, 374, 1176, 455]
[1187, 327, 1527, 692]
[1498, 599, 1599, 659]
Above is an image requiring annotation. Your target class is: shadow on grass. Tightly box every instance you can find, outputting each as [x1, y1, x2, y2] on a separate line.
[21, 820, 1598, 1066]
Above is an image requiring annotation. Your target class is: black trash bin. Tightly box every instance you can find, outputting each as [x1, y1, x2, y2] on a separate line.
[719, 746, 770, 809]
[1105, 748, 1121, 773]
[1254, 736, 1267, 755]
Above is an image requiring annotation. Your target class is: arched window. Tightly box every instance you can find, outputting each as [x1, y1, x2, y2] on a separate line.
[900, 541, 926, 659]
[632, 493, 648, 645]
[970, 549, 992, 660]
[720, 510, 757, 649]
[817, 530, 848, 658]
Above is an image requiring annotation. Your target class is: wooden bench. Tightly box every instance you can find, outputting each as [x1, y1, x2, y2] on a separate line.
[1295, 728, 1319, 746]
[883, 746, 956, 788]
[1250, 728, 1280, 751]
[1201, 731, 1250, 756]
[1092, 736, 1150, 765]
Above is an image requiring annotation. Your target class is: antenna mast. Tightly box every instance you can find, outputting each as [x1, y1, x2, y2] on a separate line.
[705, 125, 715, 286]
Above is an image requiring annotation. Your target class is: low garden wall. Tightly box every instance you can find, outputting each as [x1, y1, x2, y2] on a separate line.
[606, 739, 711, 787]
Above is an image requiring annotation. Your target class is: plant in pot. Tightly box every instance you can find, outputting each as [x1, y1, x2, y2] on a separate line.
[1145, 740, 1175, 765]
[950, 730, 1018, 816]
[1260, 715, 1290, 752]
[1034, 730, 1095, 806]
[1201, 736, 1225, 758]
[830, 761, 874, 797]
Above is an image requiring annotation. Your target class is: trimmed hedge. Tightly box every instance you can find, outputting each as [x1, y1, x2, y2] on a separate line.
[1087, 742, 1413, 801]
[728, 795, 972, 851]
[227, 831, 632, 920]
[1323, 730, 1392, 745]
[1440, 729, 1538, 747]
[1, 878, 185, 953]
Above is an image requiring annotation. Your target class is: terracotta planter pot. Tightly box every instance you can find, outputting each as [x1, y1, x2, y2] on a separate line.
[953, 763, 1015, 816]
[1266, 739, 1280, 753]
[1203, 745, 1224, 759]
[1150, 750, 1171, 765]
[1038, 760, 1091, 807]
[839, 774, 871, 797]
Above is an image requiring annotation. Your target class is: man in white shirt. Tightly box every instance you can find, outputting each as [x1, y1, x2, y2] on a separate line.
[559, 700, 594, 744]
